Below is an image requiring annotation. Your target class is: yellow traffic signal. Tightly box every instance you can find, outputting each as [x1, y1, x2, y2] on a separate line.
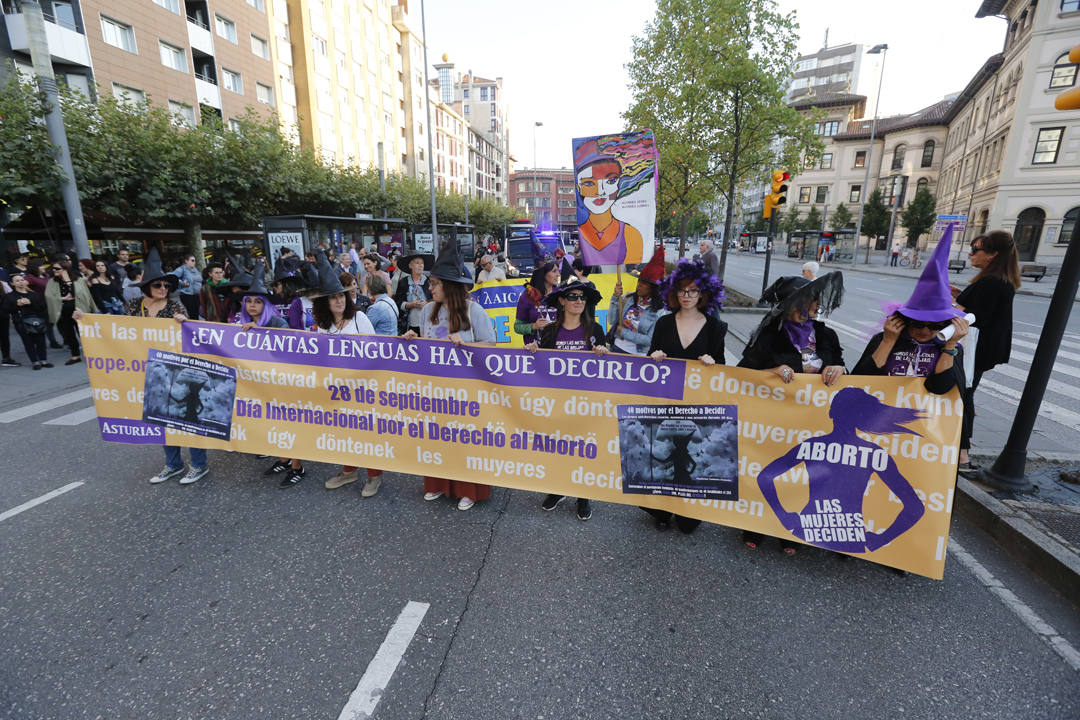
[763, 170, 790, 219]
[1055, 46, 1080, 111]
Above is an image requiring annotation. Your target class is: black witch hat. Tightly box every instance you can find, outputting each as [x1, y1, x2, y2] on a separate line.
[138, 247, 179, 289]
[245, 262, 272, 297]
[274, 255, 303, 283]
[430, 239, 473, 286]
[543, 275, 601, 308]
[307, 250, 346, 298]
[225, 252, 254, 289]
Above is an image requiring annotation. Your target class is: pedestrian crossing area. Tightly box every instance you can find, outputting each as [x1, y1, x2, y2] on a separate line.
[822, 318, 1080, 435]
[0, 387, 97, 426]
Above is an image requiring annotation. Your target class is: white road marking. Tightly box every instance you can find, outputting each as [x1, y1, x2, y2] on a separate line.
[978, 382, 1080, 432]
[1011, 337, 1080, 363]
[42, 406, 100, 426]
[1016, 332, 1080, 352]
[0, 482, 85, 523]
[948, 540, 1080, 672]
[0, 388, 92, 423]
[992, 363, 1080, 402]
[337, 601, 430, 720]
[1007, 348, 1080, 381]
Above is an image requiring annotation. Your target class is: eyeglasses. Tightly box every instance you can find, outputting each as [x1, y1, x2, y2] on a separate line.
[969, 245, 986, 255]
[149, 282, 170, 289]
[563, 293, 586, 301]
[677, 288, 701, 297]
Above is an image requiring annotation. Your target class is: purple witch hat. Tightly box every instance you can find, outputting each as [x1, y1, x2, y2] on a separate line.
[895, 224, 966, 322]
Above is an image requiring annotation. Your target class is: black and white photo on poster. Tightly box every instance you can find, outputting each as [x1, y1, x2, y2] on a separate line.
[142, 350, 237, 440]
[617, 404, 739, 500]
[267, 232, 305, 266]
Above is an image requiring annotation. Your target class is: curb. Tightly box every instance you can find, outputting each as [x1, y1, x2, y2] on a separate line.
[953, 477, 1080, 606]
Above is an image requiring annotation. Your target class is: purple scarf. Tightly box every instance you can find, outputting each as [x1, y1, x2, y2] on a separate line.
[784, 318, 815, 353]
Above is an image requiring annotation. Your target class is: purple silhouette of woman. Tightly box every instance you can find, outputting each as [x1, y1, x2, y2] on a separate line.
[757, 388, 926, 553]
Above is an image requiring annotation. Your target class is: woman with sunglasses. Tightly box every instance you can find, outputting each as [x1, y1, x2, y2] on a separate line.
[45, 253, 99, 365]
[949, 231, 1021, 476]
[644, 259, 728, 534]
[524, 278, 608, 521]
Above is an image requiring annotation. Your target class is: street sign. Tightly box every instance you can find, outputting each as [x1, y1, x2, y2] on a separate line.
[935, 214, 967, 232]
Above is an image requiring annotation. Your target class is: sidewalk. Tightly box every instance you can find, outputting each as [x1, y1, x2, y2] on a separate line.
[0, 326, 92, 407]
[720, 309, 1080, 605]
[729, 250, 1076, 301]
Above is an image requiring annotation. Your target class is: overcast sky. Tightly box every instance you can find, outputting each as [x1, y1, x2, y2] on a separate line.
[421, 0, 1007, 171]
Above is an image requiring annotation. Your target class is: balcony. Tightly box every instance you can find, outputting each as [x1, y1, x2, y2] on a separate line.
[187, 18, 213, 56]
[3, 8, 91, 67]
[195, 75, 221, 108]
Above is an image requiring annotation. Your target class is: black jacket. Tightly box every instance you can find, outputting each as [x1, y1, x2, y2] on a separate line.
[738, 319, 844, 372]
[649, 313, 727, 362]
[853, 331, 965, 395]
[956, 276, 1014, 374]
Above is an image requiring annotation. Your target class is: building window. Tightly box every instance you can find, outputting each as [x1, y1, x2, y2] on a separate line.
[916, 177, 929, 194]
[815, 186, 827, 203]
[490, 103, 496, 117]
[490, 119, 497, 131]
[228, 118, 243, 133]
[168, 100, 195, 127]
[854, 151, 866, 168]
[112, 83, 144, 107]
[819, 153, 833, 169]
[1050, 52, 1078, 88]
[247, 0, 266, 11]
[251, 34, 270, 60]
[153, 0, 181, 14]
[849, 185, 861, 203]
[891, 144, 906, 170]
[480, 87, 488, 100]
[256, 82, 274, 106]
[159, 41, 186, 72]
[463, 89, 469, 99]
[921, 140, 935, 168]
[1062, 1, 1080, 12]
[222, 68, 243, 94]
[798, 187, 811, 203]
[464, 105, 470, 115]
[1060, 207, 1079, 246]
[1014, 207, 1045, 261]
[215, 15, 237, 43]
[820, 120, 839, 136]
[1032, 127, 1065, 164]
[101, 16, 137, 53]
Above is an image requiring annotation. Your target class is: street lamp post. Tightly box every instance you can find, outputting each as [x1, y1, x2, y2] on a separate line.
[420, 0, 438, 252]
[533, 121, 543, 225]
[853, 43, 888, 265]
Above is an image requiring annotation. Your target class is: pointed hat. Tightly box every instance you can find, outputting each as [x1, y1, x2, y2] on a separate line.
[639, 246, 666, 284]
[896, 224, 966, 322]
[245, 262, 272, 297]
[138, 247, 179, 289]
[430, 238, 474, 285]
[307, 250, 346, 298]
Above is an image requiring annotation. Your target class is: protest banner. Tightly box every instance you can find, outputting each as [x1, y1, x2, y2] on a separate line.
[79, 316, 962, 579]
[572, 130, 659, 266]
[470, 273, 636, 347]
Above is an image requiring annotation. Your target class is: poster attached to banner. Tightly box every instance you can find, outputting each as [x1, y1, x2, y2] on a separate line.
[471, 273, 635, 347]
[572, 129, 659, 267]
[618, 404, 739, 500]
[79, 316, 964, 579]
[142, 349, 237, 440]
[266, 232, 304, 266]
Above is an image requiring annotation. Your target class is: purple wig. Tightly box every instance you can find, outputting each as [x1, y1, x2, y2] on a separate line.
[239, 295, 282, 326]
[658, 258, 725, 314]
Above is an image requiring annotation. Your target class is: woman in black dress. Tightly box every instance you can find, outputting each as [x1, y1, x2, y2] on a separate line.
[949, 231, 1020, 475]
[644, 259, 728, 534]
[738, 272, 846, 553]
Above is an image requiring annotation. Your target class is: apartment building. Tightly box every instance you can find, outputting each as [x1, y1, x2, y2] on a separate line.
[937, 0, 1080, 263]
[508, 168, 576, 230]
[1, 0, 94, 94]
[787, 42, 866, 104]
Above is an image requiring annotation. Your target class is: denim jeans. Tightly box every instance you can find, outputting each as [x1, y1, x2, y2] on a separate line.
[164, 445, 208, 470]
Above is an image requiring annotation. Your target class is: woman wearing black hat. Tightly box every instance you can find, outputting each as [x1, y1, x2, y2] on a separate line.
[403, 242, 495, 511]
[524, 278, 609, 520]
[394, 252, 433, 335]
[738, 272, 846, 553]
[644, 259, 728, 534]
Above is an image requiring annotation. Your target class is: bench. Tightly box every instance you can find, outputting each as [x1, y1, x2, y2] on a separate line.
[1020, 264, 1047, 282]
[947, 259, 966, 273]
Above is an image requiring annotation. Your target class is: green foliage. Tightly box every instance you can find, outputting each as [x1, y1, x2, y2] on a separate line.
[803, 206, 822, 232]
[744, 214, 767, 232]
[780, 208, 801, 236]
[900, 186, 936, 247]
[860, 188, 891, 241]
[0, 71, 64, 214]
[624, 0, 823, 271]
[828, 203, 853, 231]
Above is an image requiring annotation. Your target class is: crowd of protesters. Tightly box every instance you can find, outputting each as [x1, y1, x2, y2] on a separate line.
[1, 227, 1018, 556]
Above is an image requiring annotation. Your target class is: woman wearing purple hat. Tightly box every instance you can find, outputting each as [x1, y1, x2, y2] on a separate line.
[854, 227, 969, 396]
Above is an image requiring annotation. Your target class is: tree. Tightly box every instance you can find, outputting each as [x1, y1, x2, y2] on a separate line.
[0, 72, 64, 218]
[623, 0, 821, 271]
[780, 208, 801, 239]
[861, 188, 891, 249]
[803, 206, 822, 232]
[828, 203, 852, 231]
[900, 186, 936, 247]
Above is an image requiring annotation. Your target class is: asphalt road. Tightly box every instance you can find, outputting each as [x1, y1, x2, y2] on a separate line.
[2, 379, 1079, 719]
[706, 249, 1080, 460]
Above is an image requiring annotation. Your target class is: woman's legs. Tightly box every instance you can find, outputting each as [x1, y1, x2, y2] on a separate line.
[0, 314, 13, 361]
[179, 293, 200, 319]
[57, 308, 81, 358]
[959, 369, 984, 466]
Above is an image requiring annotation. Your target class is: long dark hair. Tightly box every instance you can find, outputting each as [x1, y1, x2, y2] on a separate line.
[312, 292, 357, 329]
[429, 280, 471, 334]
[971, 230, 1021, 290]
[553, 298, 596, 346]
[525, 262, 555, 305]
[635, 279, 664, 312]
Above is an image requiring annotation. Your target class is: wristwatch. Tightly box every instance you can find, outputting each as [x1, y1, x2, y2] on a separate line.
[941, 347, 958, 356]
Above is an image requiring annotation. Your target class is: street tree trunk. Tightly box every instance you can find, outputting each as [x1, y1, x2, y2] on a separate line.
[185, 217, 205, 270]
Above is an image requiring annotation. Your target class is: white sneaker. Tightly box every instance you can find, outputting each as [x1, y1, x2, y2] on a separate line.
[150, 466, 185, 484]
[423, 491, 444, 501]
[457, 497, 475, 511]
[361, 475, 382, 498]
[179, 465, 209, 485]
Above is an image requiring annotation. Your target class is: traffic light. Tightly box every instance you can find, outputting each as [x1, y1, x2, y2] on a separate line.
[1054, 45, 1080, 111]
[763, 170, 790, 219]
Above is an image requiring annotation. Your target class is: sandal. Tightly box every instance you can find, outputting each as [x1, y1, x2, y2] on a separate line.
[957, 461, 980, 477]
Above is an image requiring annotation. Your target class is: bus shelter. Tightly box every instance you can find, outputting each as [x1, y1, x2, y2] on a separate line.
[260, 215, 411, 265]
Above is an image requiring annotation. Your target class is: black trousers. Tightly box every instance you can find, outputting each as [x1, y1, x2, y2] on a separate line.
[57, 305, 81, 358]
[0, 314, 10, 360]
[640, 507, 701, 534]
[960, 368, 985, 451]
[14, 323, 47, 363]
[179, 293, 200, 319]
